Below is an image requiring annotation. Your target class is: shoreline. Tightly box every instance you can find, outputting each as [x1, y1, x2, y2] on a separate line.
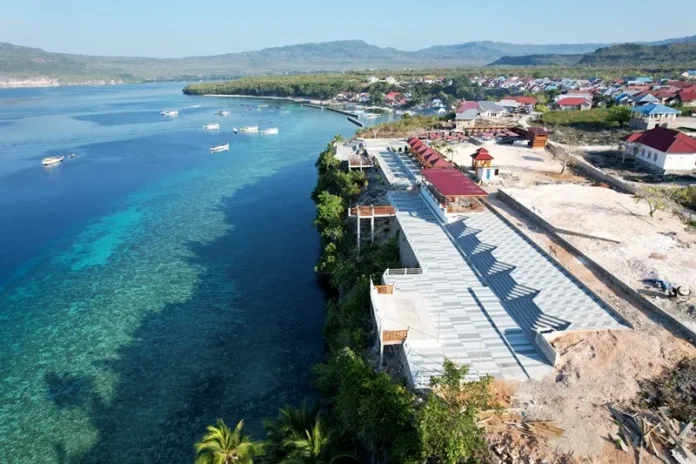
[202, 94, 327, 104]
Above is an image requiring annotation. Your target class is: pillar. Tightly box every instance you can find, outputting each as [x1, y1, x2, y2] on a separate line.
[370, 205, 375, 245]
[379, 337, 384, 368]
[356, 208, 361, 253]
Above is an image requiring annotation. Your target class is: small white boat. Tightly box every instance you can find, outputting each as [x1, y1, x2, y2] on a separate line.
[189, 104, 201, 108]
[239, 125, 259, 133]
[258, 104, 269, 108]
[260, 128, 279, 135]
[160, 110, 178, 116]
[203, 123, 220, 130]
[42, 155, 64, 166]
[363, 113, 380, 119]
[215, 110, 231, 116]
[68, 153, 76, 158]
[233, 128, 238, 134]
[210, 143, 230, 153]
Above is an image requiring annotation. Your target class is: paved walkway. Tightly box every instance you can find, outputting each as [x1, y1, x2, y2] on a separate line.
[366, 138, 628, 386]
[386, 192, 550, 384]
[445, 213, 627, 337]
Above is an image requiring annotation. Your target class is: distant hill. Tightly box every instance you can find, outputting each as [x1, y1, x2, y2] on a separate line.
[578, 42, 696, 66]
[488, 36, 696, 68]
[2, 35, 696, 83]
[489, 54, 585, 66]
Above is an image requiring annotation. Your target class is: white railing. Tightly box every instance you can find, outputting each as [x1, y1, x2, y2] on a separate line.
[403, 339, 445, 389]
[369, 278, 383, 336]
[384, 268, 424, 276]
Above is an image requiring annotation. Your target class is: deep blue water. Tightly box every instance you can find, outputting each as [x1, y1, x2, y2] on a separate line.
[0, 84, 357, 463]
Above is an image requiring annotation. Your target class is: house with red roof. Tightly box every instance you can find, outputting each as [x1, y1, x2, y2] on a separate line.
[554, 97, 592, 111]
[678, 90, 696, 107]
[621, 127, 696, 172]
[385, 91, 401, 101]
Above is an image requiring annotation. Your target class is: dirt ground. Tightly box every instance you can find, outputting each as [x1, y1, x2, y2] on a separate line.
[502, 184, 696, 325]
[449, 143, 591, 189]
[482, 196, 696, 463]
[581, 149, 696, 186]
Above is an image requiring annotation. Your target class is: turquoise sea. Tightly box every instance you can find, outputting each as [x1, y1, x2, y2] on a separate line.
[0, 84, 359, 463]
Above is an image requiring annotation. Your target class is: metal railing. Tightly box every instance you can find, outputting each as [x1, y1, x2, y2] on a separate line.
[384, 268, 424, 276]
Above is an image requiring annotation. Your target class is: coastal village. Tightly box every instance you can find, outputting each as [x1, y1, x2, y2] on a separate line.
[322, 70, 696, 463]
[330, 72, 696, 115]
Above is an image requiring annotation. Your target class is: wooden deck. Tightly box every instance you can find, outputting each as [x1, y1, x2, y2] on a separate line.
[348, 205, 396, 218]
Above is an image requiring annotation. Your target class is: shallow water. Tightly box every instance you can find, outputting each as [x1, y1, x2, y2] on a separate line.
[0, 84, 355, 463]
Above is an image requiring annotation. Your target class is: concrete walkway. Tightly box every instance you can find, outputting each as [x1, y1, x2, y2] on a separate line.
[387, 192, 550, 384]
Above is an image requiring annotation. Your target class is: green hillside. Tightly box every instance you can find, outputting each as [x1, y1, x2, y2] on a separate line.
[2, 35, 696, 83]
[489, 54, 585, 66]
[578, 43, 696, 66]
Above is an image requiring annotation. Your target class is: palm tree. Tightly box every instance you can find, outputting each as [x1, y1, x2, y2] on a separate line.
[280, 419, 357, 464]
[195, 419, 260, 464]
[263, 401, 319, 461]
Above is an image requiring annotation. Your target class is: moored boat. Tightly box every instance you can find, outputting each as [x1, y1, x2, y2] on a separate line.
[260, 128, 279, 135]
[203, 123, 220, 130]
[42, 155, 64, 166]
[363, 113, 380, 119]
[210, 143, 230, 153]
[215, 110, 231, 116]
[160, 110, 179, 116]
[239, 125, 259, 133]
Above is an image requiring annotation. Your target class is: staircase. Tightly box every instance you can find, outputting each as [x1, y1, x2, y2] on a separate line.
[445, 220, 570, 340]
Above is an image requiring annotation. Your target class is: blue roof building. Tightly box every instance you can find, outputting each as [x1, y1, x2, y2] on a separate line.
[629, 104, 681, 130]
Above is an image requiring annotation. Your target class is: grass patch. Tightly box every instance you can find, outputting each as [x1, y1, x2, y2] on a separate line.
[541, 108, 620, 130]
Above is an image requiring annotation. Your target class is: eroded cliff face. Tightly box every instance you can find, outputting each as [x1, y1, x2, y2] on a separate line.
[0, 77, 124, 88]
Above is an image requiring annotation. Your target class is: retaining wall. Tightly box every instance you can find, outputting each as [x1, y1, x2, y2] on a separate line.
[325, 107, 359, 118]
[496, 189, 696, 342]
[347, 116, 364, 127]
[546, 142, 638, 194]
[397, 226, 420, 269]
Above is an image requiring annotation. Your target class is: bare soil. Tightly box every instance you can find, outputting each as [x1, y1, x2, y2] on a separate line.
[484, 197, 696, 463]
[502, 184, 696, 324]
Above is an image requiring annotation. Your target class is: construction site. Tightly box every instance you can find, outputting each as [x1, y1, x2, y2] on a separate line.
[341, 132, 696, 463]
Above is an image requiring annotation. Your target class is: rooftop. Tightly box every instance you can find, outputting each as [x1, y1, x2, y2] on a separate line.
[456, 109, 478, 121]
[477, 101, 506, 113]
[556, 97, 590, 106]
[621, 127, 696, 154]
[471, 148, 494, 161]
[630, 103, 681, 115]
[421, 168, 488, 197]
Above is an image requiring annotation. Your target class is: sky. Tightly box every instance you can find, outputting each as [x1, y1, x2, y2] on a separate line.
[2, 0, 695, 58]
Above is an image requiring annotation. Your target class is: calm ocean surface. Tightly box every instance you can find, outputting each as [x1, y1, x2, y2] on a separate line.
[0, 83, 361, 463]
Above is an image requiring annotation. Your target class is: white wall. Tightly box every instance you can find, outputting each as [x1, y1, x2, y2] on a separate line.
[419, 187, 449, 223]
[633, 143, 696, 171]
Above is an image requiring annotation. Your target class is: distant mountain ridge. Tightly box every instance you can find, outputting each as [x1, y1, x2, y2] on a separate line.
[489, 35, 696, 67]
[1, 35, 696, 83]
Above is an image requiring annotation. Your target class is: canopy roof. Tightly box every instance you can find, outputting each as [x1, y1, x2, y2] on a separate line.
[421, 169, 489, 197]
[471, 148, 494, 161]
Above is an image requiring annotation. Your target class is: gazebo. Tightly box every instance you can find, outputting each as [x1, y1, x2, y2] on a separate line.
[420, 168, 488, 220]
[470, 148, 494, 169]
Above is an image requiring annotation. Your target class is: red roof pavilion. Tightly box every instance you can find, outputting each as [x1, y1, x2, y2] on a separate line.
[421, 169, 488, 197]
[470, 148, 494, 161]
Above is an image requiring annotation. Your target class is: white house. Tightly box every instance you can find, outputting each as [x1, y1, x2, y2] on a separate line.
[367, 76, 379, 84]
[477, 101, 507, 118]
[384, 76, 397, 85]
[621, 127, 696, 173]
